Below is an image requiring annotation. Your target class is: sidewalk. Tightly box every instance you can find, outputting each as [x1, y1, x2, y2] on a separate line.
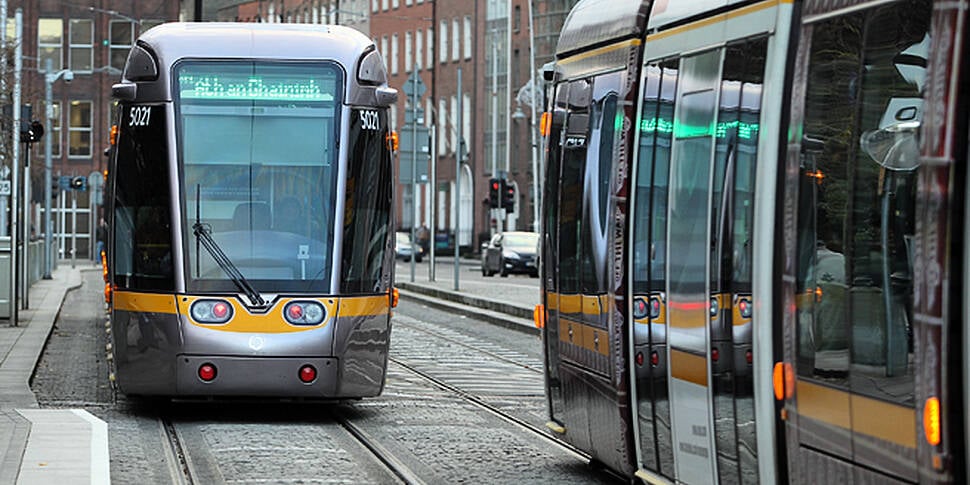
[0, 262, 109, 485]
[394, 258, 540, 335]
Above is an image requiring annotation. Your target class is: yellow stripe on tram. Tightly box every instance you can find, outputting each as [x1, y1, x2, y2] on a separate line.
[670, 348, 708, 387]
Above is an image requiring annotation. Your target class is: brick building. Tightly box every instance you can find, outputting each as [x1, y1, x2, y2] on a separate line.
[2, 1, 179, 255]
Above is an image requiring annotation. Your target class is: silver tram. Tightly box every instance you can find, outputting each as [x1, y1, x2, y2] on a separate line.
[105, 23, 399, 398]
[539, 0, 969, 483]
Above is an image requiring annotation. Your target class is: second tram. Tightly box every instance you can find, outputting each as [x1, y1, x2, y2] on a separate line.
[105, 23, 399, 398]
[539, 0, 968, 483]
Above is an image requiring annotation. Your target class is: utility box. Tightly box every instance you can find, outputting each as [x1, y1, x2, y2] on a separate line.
[0, 237, 10, 319]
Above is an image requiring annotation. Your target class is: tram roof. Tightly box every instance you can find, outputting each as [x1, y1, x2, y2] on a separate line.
[555, 0, 650, 59]
[136, 22, 374, 68]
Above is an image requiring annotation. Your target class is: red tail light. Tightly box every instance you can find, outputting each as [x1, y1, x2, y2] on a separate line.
[299, 364, 317, 383]
[745, 349, 753, 364]
[635, 352, 644, 366]
[650, 351, 659, 367]
[198, 363, 217, 382]
[711, 347, 720, 362]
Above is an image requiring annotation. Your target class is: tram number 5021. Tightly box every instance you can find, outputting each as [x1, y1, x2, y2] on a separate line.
[129, 106, 152, 127]
[359, 109, 380, 131]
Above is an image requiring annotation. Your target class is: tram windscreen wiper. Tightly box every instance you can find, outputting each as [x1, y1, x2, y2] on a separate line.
[192, 221, 267, 308]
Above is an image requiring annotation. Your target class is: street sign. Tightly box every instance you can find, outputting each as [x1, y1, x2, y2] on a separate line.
[400, 157, 430, 184]
[398, 125, 430, 154]
[0, 181, 10, 196]
[0, 165, 10, 180]
[402, 71, 427, 101]
[404, 107, 425, 125]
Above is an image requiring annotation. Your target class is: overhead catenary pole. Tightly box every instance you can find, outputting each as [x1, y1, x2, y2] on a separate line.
[491, 39, 502, 235]
[429, 122, 436, 282]
[527, 0, 540, 232]
[0, 0, 6, 239]
[43, 59, 53, 279]
[454, 67, 462, 291]
[409, 69, 417, 282]
[9, 9, 21, 325]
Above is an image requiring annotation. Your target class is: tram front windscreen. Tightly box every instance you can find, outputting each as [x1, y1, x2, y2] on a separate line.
[176, 61, 343, 293]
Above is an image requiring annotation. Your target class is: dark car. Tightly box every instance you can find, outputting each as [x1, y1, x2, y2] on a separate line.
[481, 231, 539, 277]
[396, 232, 424, 262]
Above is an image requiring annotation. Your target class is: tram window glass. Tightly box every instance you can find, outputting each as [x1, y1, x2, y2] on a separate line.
[176, 61, 341, 293]
[795, 1, 928, 404]
[558, 80, 591, 295]
[112, 104, 174, 291]
[581, 72, 621, 296]
[542, 84, 570, 290]
[341, 108, 393, 294]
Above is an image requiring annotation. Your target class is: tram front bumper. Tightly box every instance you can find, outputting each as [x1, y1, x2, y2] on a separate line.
[176, 355, 338, 397]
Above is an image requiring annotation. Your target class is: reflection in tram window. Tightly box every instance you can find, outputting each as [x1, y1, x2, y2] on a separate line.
[632, 59, 677, 479]
[177, 61, 341, 293]
[796, 1, 929, 404]
[710, 38, 766, 485]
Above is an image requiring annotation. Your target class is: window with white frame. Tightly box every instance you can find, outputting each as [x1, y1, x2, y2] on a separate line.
[463, 93, 471, 151]
[109, 21, 134, 72]
[426, 28, 434, 70]
[68, 100, 92, 157]
[438, 98, 446, 154]
[406, 0, 412, 5]
[392, 0, 399, 8]
[373, 0, 379, 12]
[415, 29, 423, 70]
[405, 31, 412, 73]
[48, 101, 62, 158]
[439, 21, 447, 63]
[38, 18, 63, 72]
[450, 95, 458, 153]
[451, 18, 459, 61]
[425, 98, 433, 128]
[381, 36, 388, 70]
[463, 16, 472, 59]
[382, 0, 388, 11]
[391, 33, 399, 75]
[69, 19, 93, 72]
[389, 104, 397, 131]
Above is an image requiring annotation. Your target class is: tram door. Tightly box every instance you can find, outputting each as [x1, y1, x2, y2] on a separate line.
[632, 39, 766, 484]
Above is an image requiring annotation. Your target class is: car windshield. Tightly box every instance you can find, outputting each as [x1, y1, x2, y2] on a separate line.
[177, 60, 341, 292]
[504, 233, 539, 251]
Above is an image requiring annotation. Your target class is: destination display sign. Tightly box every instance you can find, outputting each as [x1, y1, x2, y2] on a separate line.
[177, 62, 338, 102]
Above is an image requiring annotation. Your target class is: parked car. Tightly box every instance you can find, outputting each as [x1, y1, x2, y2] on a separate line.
[396, 232, 424, 262]
[481, 231, 539, 277]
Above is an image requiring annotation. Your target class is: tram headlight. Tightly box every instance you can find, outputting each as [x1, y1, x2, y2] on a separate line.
[738, 297, 752, 319]
[284, 301, 326, 326]
[710, 297, 719, 317]
[190, 299, 234, 324]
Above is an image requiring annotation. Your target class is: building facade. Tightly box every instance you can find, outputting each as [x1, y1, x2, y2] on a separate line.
[2, 0, 178, 256]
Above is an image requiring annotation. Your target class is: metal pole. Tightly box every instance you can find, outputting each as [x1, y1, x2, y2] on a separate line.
[71, 189, 76, 269]
[429, 123, 436, 282]
[491, 40, 502, 235]
[409, 70, 417, 283]
[0, 0, 7, 239]
[454, 67, 461, 291]
[527, 0, 540, 232]
[20, 144, 27, 309]
[10, 9, 21, 325]
[43, 59, 53, 279]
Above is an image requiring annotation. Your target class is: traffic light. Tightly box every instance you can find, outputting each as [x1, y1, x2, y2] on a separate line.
[502, 180, 515, 213]
[70, 176, 86, 191]
[19, 119, 44, 144]
[488, 178, 500, 208]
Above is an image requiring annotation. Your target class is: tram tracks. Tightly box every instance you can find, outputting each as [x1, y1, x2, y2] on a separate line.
[161, 418, 196, 485]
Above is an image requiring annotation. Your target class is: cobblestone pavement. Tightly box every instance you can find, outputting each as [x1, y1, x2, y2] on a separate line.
[31, 271, 619, 484]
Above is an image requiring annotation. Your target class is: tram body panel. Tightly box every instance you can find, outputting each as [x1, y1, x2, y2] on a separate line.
[542, 0, 650, 471]
[107, 23, 397, 399]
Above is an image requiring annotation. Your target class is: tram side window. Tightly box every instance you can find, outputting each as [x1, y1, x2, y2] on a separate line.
[341, 108, 394, 294]
[580, 72, 621, 296]
[795, 1, 930, 404]
[112, 103, 174, 291]
[633, 62, 676, 294]
[558, 80, 591, 296]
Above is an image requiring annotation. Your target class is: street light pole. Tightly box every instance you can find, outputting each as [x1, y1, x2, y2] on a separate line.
[526, 0, 540, 233]
[43, 59, 73, 280]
